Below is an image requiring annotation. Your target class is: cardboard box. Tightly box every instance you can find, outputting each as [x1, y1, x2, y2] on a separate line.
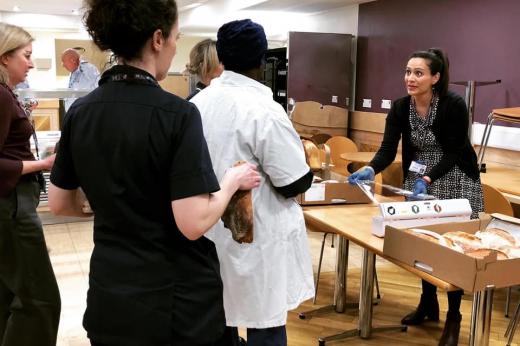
[291, 101, 348, 137]
[297, 182, 372, 206]
[383, 213, 520, 292]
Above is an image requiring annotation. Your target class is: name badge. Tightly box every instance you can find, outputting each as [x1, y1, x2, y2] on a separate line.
[409, 160, 427, 174]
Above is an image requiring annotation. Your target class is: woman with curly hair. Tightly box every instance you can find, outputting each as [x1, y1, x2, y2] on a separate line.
[48, 1, 260, 345]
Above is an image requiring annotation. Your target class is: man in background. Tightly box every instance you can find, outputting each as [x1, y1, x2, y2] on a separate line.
[61, 48, 99, 111]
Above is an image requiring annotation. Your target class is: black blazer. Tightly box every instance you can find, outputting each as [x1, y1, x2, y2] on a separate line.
[369, 91, 479, 183]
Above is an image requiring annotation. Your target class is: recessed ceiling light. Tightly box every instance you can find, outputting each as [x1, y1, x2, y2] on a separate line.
[13, 5, 20, 12]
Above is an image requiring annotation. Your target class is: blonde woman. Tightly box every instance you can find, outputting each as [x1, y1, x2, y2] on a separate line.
[186, 39, 223, 100]
[0, 23, 60, 346]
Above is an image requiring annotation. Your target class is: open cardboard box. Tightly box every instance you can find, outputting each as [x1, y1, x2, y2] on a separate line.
[383, 213, 520, 292]
[297, 181, 373, 205]
[297, 170, 373, 206]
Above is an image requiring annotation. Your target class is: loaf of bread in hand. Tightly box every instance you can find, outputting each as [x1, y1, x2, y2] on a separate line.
[221, 161, 254, 244]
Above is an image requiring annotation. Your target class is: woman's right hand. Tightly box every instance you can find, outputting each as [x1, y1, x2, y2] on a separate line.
[41, 154, 56, 171]
[224, 162, 261, 191]
[347, 166, 375, 185]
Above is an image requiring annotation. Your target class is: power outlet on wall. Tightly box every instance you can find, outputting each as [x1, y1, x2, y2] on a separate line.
[331, 95, 338, 103]
[381, 99, 392, 109]
[362, 99, 372, 108]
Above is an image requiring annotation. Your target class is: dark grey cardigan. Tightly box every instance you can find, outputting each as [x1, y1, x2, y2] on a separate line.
[369, 91, 479, 183]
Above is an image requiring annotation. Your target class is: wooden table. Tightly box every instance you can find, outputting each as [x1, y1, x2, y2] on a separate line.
[481, 163, 520, 204]
[303, 202, 495, 346]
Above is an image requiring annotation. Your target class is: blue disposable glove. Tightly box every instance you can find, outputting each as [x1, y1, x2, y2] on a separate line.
[348, 166, 375, 185]
[412, 178, 428, 196]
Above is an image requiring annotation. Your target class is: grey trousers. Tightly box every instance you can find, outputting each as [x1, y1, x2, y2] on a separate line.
[0, 179, 61, 346]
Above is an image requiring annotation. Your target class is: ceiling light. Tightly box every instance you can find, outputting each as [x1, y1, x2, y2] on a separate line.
[71, 9, 79, 15]
[13, 5, 20, 12]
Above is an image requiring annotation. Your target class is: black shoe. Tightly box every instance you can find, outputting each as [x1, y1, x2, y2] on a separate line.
[401, 294, 440, 325]
[438, 311, 461, 346]
[238, 336, 247, 346]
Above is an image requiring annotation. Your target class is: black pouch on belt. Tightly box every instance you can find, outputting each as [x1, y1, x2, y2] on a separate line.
[36, 171, 47, 193]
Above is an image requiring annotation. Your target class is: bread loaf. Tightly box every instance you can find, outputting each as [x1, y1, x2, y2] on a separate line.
[221, 161, 254, 244]
[442, 231, 483, 252]
[405, 229, 462, 252]
[498, 245, 520, 259]
[405, 229, 442, 243]
[476, 228, 516, 249]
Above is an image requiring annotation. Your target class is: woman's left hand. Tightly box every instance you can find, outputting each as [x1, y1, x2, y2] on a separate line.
[412, 178, 428, 196]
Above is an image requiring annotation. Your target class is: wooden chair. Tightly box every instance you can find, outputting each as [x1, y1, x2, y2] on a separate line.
[477, 107, 520, 170]
[325, 136, 358, 176]
[301, 139, 322, 171]
[310, 133, 332, 145]
[481, 183, 518, 343]
[482, 183, 514, 216]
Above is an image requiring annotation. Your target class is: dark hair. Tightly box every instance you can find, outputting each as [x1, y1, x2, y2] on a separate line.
[83, 0, 178, 61]
[409, 48, 450, 97]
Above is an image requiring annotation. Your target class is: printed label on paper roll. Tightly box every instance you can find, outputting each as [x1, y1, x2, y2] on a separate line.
[305, 184, 326, 202]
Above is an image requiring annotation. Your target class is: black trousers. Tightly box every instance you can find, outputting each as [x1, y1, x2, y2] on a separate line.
[422, 280, 463, 313]
[0, 180, 61, 346]
[225, 326, 287, 346]
[91, 326, 240, 346]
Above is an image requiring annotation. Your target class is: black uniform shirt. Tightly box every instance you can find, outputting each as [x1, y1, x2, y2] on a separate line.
[51, 65, 225, 346]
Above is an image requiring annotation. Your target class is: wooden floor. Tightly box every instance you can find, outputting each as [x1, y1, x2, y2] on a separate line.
[44, 218, 520, 346]
[286, 265, 520, 346]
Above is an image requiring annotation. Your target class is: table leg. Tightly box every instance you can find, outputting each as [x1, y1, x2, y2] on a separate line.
[317, 249, 407, 345]
[334, 235, 349, 312]
[299, 235, 356, 320]
[359, 249, 407, 338]
[469, 285, 494, 346]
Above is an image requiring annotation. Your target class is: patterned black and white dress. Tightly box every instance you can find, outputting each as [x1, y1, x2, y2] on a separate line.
[403, 94, 483, 219]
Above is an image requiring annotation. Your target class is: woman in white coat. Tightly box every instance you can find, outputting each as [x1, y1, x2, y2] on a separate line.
[191, 19, 314, 346]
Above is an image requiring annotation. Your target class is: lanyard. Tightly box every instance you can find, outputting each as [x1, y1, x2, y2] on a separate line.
[22, 101, 42, 161]
[106, 71, 159, 87]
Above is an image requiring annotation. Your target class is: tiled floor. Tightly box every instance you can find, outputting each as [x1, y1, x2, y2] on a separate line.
[45, 222, 92, 346]
[45, 218, 369, 345]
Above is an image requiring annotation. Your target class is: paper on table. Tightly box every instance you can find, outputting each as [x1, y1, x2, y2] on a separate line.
[304, 184, 326, 202]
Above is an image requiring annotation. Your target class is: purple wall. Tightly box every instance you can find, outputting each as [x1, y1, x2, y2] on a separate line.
[356, 0, 520, 125]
